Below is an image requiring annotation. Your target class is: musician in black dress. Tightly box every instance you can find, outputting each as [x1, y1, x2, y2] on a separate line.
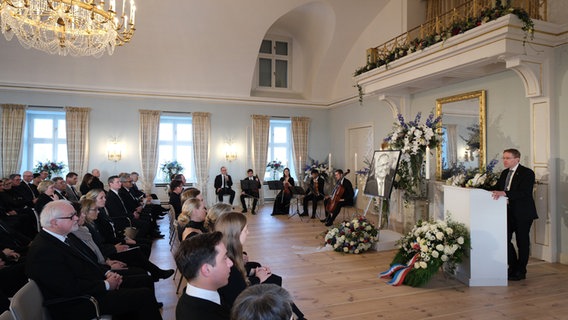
[323, 169, 354, 227]
[302, 169, 325, 219]
[240, 169, 261, 215]
[271, 168, 294, 216]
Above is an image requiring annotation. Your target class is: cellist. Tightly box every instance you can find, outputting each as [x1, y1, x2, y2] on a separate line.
[322, 169, 354, 227]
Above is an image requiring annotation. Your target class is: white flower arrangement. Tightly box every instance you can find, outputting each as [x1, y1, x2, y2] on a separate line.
[381, 215, 470, 287]
[324, 216, 378, 254]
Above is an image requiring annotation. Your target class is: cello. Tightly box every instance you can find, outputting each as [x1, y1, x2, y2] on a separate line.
[325, 169, 350, 213]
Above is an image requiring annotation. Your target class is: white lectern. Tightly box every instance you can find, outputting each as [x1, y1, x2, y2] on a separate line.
[443, 186, 507, 286]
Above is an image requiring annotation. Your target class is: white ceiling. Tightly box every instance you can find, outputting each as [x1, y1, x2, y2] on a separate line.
[0, 0, 394, 106]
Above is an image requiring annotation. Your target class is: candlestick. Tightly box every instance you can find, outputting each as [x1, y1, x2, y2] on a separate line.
[328, 153, 332, 169]
[425, 147, 430, 179]
[354, 153, 358, 172]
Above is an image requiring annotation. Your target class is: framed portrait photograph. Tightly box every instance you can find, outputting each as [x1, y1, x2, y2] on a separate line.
[363, 150, 401, 199]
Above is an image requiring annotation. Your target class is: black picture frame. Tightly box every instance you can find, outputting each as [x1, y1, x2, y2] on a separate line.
[363, 150, 401, 199]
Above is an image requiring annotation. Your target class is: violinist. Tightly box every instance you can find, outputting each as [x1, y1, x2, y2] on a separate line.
[322, 169, 354, 227]
[240, 169, 261, 215]
[271, 168, 295, 216]
[302, 169, 325, 219]
[214, 166, 236, 205]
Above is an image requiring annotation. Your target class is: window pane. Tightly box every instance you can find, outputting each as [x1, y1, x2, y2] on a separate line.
[57, 119, 66, 139]
[57, 144, 67, 162]
[274, 147, 287, 164]
[259, 40, 272, 54]
[159, 123, 173, 141]
[275, 60, 287, 88]
[177, 146, 192, 170]
[33, 144, 52, 162]
[259, 58, 272, 87]
[176, 123, 192, 141]
[34, 119, 53, 138]
[273, 127, 287, 143]
[275, 41, 288, 55]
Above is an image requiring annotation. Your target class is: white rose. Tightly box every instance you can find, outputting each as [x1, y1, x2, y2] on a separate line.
[457, 237, 464, 245]
[431, 250, 439, 258]
[445, 228, 453, 235]
[414, 262, 420, 269]
[441, 255, 448, 262]
[354, 249, 360, 254]
[436, 244, 444, 251]
[343, 247, 348, 252]
[436, 232, 444, 240]
[420, 245, 428, 252]
[419, 261, 428, 269]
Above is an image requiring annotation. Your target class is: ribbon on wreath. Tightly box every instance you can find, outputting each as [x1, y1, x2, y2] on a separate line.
[378, 253, 420, 286]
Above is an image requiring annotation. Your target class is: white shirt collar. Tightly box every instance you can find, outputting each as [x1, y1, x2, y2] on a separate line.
[43, 228, 67, 243]
[186, 284, 221, 305]
[510, 163, 520, 172]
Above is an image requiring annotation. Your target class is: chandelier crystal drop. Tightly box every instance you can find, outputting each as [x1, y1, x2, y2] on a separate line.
[0, 0, 136, 57]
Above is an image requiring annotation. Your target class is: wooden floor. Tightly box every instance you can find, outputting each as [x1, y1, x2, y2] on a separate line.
[151, 202, 568, 320]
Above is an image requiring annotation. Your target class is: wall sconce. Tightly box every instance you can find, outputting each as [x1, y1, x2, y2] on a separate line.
[107, 140, 122, 162]
[225, 140, 237, 162]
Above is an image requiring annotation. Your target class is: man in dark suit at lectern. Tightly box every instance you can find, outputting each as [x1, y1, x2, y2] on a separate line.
[491, 148, 538, 281]
[214, 167, 235, 205]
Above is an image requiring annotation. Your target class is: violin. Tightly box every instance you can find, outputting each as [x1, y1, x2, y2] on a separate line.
[325, 169, 350, 213]
[283, 176, 291, 196]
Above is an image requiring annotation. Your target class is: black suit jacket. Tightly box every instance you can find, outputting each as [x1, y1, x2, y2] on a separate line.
[497, 164, 538, 221]
[119, 187, 141, 213]
[26, 231, 108, 301]
[333, 178, 354, 205]
[176, 293, 229, 320]
[15, 183, 38, 207]
[105, 190, 131, 219]
[364, 169, 395, 198]
[214, 174, 233, 190]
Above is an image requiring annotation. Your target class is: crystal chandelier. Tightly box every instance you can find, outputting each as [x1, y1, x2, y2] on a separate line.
[0, 0, 136, 57]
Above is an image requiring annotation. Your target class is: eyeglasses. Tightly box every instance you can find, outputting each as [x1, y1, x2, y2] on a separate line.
[56, 212, 78, 220]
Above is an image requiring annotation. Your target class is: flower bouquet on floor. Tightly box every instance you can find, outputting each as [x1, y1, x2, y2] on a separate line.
[324, 216, 379, 254]
[380, 215, 470, 287]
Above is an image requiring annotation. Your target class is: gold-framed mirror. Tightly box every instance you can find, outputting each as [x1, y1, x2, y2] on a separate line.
[436, 90, 486, 180]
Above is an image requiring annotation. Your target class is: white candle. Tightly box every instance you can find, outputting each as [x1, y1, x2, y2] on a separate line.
[299, 156, 302, 168]
[425, 147, 430, 179]
[354, 153, 358, 172]
[328, 153, 332, 168]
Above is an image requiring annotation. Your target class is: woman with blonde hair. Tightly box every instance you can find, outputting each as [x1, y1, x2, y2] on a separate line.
[204, 202, 232, 231]
[176, 198, 207, 241]
[34, 180, 58, 214]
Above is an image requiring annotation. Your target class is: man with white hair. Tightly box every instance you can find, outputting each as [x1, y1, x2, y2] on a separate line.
[26, 200, 162, 320]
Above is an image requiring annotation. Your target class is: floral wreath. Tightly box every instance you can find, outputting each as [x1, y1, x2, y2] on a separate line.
[324, 216, 379, 254]
[379, 215, 470, 287]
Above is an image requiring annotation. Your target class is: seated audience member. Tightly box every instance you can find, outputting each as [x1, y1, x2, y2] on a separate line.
[0, 220, 31, 255]
[215, 212, 304, 319]
[35, 180, 59, 214]
[16, 171, 38, 207]
[52, 176, 68, 200]
[106, 175, 153, 239]
[0, 177, 26, 213]
[0, 178, 36, 237]
[231, 284, 293, 320]
[77, 198, 173, 282]
[172, 174, 187, 186]
[204, 203, 233, 231]
[0, 247, 28, 313]
[174, 232, 233, 320]
[65, 172, 82, 202]
[215, 166, 236, 205]
[119, 173, 161, 237]
[177, 198, 207, 241]
[84, 189, 152, 257]
[32, 173, 42, 186]
[169, 180, 184, 219]
[181, 187, 205, 205]
[130, 172, 168, 220]
[26, 200, 163, 320]
[240, 169, 261, 215]
[39, 170, 49, 181]
[79, 173, 95, 195]
[90, 169, 106, 190]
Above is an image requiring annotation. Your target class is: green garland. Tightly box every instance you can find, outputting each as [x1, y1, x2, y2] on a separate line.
[354, 1, 535, 77]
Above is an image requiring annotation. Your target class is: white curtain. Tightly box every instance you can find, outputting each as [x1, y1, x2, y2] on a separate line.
[446, 124, 458, 165]
[139, 110, 161, 194]
[291, 116, 310, 186]
[251, 115, 270, 203]
[192, 112, 211, 202]
[1, 104, 26, 177]
[65, 107, 90, 175]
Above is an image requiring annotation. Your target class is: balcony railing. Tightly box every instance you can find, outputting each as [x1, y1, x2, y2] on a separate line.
[358, 0, 546, 76]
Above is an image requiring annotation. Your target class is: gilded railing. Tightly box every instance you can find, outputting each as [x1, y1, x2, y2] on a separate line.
[363, 0, 546, 68]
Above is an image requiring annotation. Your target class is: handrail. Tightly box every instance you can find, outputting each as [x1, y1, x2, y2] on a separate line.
[363, 0, 545, 68]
